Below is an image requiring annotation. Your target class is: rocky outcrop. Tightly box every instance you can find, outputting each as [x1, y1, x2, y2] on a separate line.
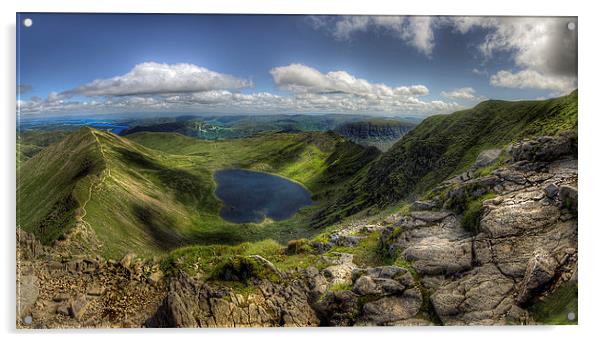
[17, 133, 577, 328]
[334, 120, 415, 151]
[16, 246, 166, 328]
[148, 275, 320, 328]
[379, 134, 577, 325]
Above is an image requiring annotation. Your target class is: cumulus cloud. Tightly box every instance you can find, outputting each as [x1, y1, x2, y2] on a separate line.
[311, 16, 577, 93]
[447, 17, 577, 93]
[311, 16, 437, 56]
[270, 63, 429, 97]
[489, 69, 576, 92]
[63, 62, 253, 97]
[441, 87, 477, 100]
[18, 61, 461, 117]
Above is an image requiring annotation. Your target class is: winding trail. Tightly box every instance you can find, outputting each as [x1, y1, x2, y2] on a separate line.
[75, 130, 113, 238]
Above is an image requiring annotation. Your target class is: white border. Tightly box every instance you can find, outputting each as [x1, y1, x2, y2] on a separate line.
[2, 1, 600, 341]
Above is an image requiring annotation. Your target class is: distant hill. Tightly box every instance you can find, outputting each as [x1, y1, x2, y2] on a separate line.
[334, 119, 417, 151]
[120, 114, 410, 141]
[17, 127, 379, 257]
[319, 90, 578, 221]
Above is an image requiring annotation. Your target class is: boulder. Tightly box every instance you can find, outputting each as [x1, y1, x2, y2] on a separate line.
[352, 276, 406, 296]
[316, 290, 360, 326]
[543, 183, 559, 198]
[17, 274, 39, 319]
[516, 251, 559, 305]
[431, 265, 515, 325]
[411, 200, 438, 211]
[410, 211, 452, 223]
[69, 294, 89, 320]
[559, 185, 578, 210]
[120, 252, 136, 269]
[359, 288, 422, 325]
[509, 135, 573, 162]
[474, 149, 502, 169]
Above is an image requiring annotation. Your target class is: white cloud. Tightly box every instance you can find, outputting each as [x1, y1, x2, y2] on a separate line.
[270, 63, 429, 97]
[311, 16, 577, 93]
[447, 17, 577, 93]
[312, 16, 436, 56]
[441, 87, 477, 100]
[472, 68, 488, 76]
[64, 62, 253, 97]
[18, 62, 462, 117]
[490, 69, 576, 93]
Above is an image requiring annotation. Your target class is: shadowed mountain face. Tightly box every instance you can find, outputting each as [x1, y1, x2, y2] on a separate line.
[318, 90, 578, 221]
[334, 119, 417, 151]
[16, 92, 578, 328]
[17, 127, 379, 258]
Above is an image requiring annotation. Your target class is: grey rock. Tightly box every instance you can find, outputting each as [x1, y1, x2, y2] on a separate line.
[69, 294, 89, 320]
[352, 276, 406, 296]
[403, 237, 473, 276]
[559, 185, 578, 209]
[510, 135, 573, 162]
[17, 274, 39, 319]
[516, 251, 559, 305]
[543, 183, 559, 198]
[119, 253, 136, 269]
[410, 211, 452, 223]
[360, 288, 422, 325]
[474, 149, 502, 169]
[411, 200, 438, 211]
[431, 265, 515, 325]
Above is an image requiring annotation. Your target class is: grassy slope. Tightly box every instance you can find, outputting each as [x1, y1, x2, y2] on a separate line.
[18, 128, 379, 258]
[17, 130, 69, 164]
[324, 90, 578, 216]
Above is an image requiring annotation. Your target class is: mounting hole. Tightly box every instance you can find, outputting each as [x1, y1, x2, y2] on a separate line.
[567, 311, 576, 321]
[23, 315, 32, 325]
[567, 22, 576, 31]
[23, 18, 33, 28]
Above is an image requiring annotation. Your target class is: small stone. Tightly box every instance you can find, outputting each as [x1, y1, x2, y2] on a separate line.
[120, 253, 136, 269]
[69, 295, 89, 320]
[87, 285, 105, 296]
[53, 293, 71, 302]
[543, 183, 559, 198]
[148, 271, 164, 286]
[55, 303, 70, 316]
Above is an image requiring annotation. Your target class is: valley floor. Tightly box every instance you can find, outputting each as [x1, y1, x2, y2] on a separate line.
[17, 134, 577, 327]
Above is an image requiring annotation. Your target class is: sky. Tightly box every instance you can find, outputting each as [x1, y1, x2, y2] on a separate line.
[16, 14, 577, 117]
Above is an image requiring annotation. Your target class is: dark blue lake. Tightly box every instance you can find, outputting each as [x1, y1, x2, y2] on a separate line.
[214, 169, 313, 224]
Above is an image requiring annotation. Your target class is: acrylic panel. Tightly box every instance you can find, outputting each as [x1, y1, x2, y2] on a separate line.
[16, 13, 578, 328]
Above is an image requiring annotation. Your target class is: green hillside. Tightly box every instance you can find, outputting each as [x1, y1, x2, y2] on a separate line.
[320, 90, 578, 218]
[17, 127, 379, 258]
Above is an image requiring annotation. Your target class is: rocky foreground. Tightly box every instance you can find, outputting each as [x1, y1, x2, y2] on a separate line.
[17, 134, 577, 328]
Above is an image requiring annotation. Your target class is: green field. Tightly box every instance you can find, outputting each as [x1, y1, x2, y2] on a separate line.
[17, 127, 379, 258]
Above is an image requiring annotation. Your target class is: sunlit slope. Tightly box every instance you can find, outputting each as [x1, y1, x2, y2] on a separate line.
[318, 90, 578, 220]
[127, 131, 380, 195]
[18, 128, 379, 257]
[17, 127, 216, 256]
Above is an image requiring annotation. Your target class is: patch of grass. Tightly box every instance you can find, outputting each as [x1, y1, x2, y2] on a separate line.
[328, 90, 578, 216]
[19, 127, 379, 258]
[329, 282, 353, 292]
[211, 255, 280, 285]
[286, 239, 315, 255]
[473, 150, 510, 178]
[529, 284, 578, 325]
[461, 193, 496, 234]
[161, 238, 329, 281]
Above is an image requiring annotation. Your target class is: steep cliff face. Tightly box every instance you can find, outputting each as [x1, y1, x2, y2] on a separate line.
[334, 120, 416, 151]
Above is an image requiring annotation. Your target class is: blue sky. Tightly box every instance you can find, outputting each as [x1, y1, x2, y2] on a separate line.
[16, 14, 577, 117]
